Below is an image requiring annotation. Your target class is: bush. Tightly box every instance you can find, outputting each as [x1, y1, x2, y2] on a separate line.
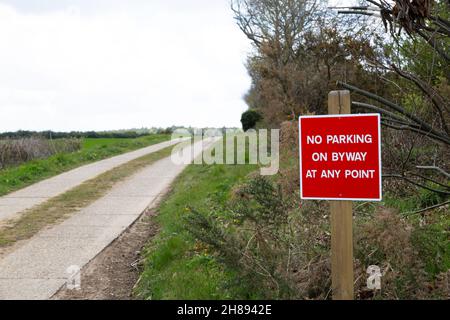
[355, 209, 449, 299]
[241, 110, 262, 132]
[172, 122, 448, 300]
[184, 175, 330, 299]
[186, 174, 449, 300]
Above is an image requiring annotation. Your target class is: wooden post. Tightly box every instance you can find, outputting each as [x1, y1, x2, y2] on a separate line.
[328, 90, 354, 300]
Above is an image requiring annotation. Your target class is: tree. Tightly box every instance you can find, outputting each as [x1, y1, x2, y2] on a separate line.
[241, 110, 262, 131]
[233, 0, 385, 125]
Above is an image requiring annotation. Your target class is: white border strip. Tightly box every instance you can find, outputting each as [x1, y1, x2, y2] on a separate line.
[299, 113, 383, 202]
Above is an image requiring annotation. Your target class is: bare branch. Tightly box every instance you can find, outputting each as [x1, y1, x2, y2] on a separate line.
[381, 121, 450, 145]
[416, 166, 450, 179]
[416, 29, 450, 62]
[383, 174, 450, 195]
[391, 64, 450, 117]
[408, 172, 450, 189]
[353, 101, 414, 124]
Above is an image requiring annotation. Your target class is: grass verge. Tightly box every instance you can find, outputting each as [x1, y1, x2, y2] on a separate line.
[0, 143, 177, 248]
[135, 132, 449, 300]
[135, 161, 257, 300]
[0, 134, 170, 196]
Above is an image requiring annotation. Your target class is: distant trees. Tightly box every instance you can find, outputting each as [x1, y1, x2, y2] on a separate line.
[233, 0, 449, 200]
[0, 129, 168, 139]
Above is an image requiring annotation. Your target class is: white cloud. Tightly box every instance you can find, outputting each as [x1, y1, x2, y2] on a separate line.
[0, 1, 251, 131]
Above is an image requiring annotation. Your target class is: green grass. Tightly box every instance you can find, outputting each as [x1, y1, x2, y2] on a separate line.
[134, 134, 449, 300]
[0, 134, 169, 196]
[135, 162, 257, 300]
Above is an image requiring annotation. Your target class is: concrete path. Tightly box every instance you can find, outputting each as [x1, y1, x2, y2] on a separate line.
[0, 138, 185, 224]
[0, 138, 217, 300]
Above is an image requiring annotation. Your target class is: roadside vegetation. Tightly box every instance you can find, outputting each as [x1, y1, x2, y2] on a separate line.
[0, 129, 173, 139]
[0, 134, 169, 196]
[136, 129, 448, 300]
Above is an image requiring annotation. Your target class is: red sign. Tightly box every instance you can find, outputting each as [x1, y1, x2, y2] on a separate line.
[299, 114, 382, 201]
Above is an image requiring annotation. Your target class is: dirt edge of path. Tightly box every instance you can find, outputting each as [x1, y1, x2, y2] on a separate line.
[51, 194, 165, 300]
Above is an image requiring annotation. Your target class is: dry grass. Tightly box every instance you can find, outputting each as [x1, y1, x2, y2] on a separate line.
[0, 143, 179, 248]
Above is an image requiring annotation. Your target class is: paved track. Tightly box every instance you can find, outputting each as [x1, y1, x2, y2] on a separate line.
[0, 138, 184, 224]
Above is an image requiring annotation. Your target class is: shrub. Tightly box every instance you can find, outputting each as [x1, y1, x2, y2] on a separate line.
[241, 110, 262, 132]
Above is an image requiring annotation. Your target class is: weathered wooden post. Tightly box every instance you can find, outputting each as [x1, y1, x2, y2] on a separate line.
[328, 90, 354, 300]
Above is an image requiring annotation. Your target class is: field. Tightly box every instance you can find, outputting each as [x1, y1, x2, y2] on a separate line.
[0, 134, 169, 196]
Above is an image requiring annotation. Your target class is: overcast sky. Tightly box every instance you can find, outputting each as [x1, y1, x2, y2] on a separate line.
[0, 0, 253, 132]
